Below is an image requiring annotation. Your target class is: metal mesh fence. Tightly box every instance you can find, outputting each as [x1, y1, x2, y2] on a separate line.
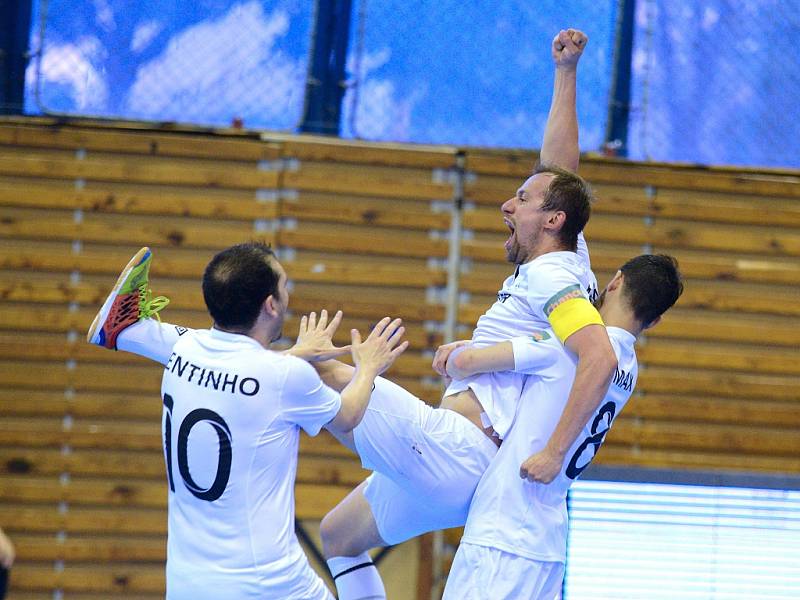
[26, 0, 313, 130]
[628, 0, 800, 168]
[341, 0, 618, 151]
[21, 0, 800, 168]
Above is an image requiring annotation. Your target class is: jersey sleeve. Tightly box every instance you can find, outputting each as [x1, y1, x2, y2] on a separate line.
[510, 329, 563, 374]
[280, 358, 342, 436]
[526, 261, 604, 343]
[576, 232, 591, 271]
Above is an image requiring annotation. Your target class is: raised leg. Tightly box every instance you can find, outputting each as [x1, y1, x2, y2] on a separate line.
[321, 481, 387, 600]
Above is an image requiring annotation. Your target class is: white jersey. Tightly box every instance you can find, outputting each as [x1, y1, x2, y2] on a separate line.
[461, 326, 637, 563]
[445, 233, 598, 438]
[160, 328, 340, 599]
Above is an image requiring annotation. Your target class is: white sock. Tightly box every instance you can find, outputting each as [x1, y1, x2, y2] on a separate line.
[327, 553, 386, 600]
[117, 319, 191, 366]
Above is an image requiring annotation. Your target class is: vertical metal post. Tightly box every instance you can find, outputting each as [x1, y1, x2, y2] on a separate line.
[431, 151, 467, 599]
[299, 0, 353, 135]
[327, 0, 352, 131]
[442, 152, 466, 345]
[416, 533, 434, 600]
[562, 489, 572, 599]
[0, 0, 33, 114]
[604, 0, 637, 156]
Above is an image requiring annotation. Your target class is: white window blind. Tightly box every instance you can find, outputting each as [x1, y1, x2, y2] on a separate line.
[564, 480, 800, 599]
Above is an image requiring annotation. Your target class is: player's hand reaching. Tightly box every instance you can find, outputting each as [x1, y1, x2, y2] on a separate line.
[431, 340, 471, 377]
[519, 446, 564, 484]
[552, 28, 588, 70]
[351, 317, 409, 376]
[286, 309, 351, 362]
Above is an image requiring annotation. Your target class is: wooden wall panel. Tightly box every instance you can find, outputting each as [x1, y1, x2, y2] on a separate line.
[0, 121, 798, 597]
[0, 122, 286, 598]
[0, 121, 457, 596]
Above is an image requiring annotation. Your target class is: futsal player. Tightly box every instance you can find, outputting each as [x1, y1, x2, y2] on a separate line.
[438, 255, 683, 598]
[318, 43, 615, 593]
[90, 242, 407, 599]
[90, 172, 601, 597]
[87, 29, 617, 599]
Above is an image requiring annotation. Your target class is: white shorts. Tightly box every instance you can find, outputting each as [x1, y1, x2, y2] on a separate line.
[442, 542, 564, 600]
[354, 377, 498, 545]
[167, 550, 334, 600]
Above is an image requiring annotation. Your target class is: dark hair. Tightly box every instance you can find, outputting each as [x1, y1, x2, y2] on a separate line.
[619, 254, 684, 326]
[534, 163, 593, 251]
[202, 242, 279, 330]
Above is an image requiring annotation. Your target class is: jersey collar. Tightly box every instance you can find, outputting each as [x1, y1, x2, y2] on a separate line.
[517, 250, 579, 276]
[209, 327, 263, 347]
[606, 326, 637, 347]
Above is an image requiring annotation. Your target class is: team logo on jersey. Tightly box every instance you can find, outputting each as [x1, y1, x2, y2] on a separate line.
[497, 291, 511, 303]
[544, 284, 583, 316]
[528, 330, 551, 342]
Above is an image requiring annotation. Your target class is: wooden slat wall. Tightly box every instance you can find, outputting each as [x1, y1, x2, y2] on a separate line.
[0, 121, 799, 596]
[0, 124, 278, 597]
[267, 133, 459, 400]
[0, 122, 456, 596]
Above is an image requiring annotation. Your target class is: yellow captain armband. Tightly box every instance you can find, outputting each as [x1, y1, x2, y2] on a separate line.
[544, 285, 604, 343]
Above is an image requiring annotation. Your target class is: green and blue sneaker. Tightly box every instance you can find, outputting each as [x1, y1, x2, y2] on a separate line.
[86, 247, 170, 349]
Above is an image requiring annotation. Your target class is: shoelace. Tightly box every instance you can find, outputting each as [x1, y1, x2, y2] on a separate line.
[139, 286, 170, 322]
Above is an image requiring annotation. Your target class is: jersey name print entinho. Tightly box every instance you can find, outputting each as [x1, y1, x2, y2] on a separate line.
[160, 328, 340, 599]
[461, 326, 637, 563]
[445, 233, 598, 438]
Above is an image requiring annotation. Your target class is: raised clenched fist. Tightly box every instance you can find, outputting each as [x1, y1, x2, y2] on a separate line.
[552, 28, 588, 69]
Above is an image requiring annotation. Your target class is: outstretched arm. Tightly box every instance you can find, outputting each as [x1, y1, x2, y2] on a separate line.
[282, 309, 410, 433]
[444, 342, 515, 380]
[325, 317, 409, 434]
[284, 310, 351, 362]
[432, 332, 562, 381]
[539, 28, 588, 171]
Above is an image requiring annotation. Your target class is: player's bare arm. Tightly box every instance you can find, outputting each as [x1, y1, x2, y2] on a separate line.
[431, 339, 472, 377]
[519, 323, 616, 483]
[442, 342, 515, 381]
[442, 329, 565, 381]
[539, 28, 587, 172]
[290, 311, 404, 392]
[326, 317, 409, 434]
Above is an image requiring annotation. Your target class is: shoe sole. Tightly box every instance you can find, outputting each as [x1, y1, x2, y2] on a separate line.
[86, 247, 151, 346]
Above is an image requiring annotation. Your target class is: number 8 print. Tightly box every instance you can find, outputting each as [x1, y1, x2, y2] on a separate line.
[565, 401, 616, 480]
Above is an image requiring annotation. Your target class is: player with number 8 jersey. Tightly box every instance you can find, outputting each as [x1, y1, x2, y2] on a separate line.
[457, 325, 637, 561]
[440, 253, 683, 598]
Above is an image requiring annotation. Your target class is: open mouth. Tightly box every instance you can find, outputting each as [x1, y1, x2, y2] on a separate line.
[504, 219, 515, 249]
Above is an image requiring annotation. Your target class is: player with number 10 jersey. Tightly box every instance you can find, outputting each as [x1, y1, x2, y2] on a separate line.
[161, 330, 340, 599]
